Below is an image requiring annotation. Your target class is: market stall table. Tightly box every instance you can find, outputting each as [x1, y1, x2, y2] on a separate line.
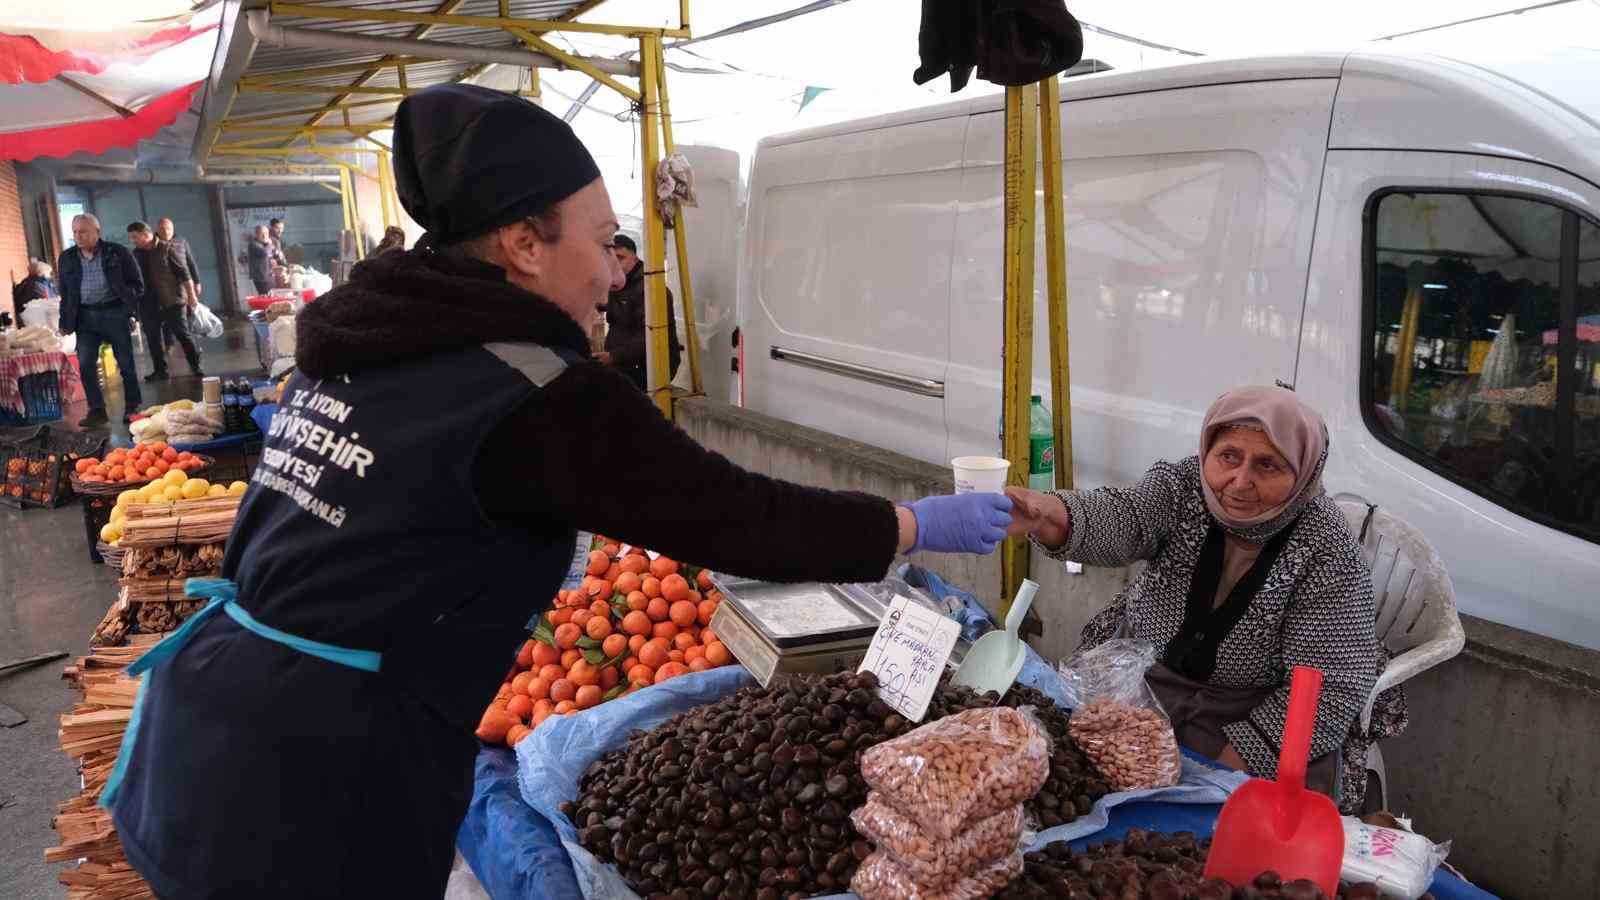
[0, 350, 82, 420]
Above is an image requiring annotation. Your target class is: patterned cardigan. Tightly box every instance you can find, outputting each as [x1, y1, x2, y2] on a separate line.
[1041, 456, 1379, 783]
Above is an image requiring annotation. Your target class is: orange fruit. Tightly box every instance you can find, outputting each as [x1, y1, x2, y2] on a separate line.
[599, 665, 621, 690]
[627, 664, 655, 686]
[475, 708, 516, 743]
[161, 447, 179, 463]
[554, 622, 582, 650]
[547, 607, 572, 626]
[649, 556, 679, 579]
[108, 465, 125, 481]
[638, 639, 671, 670]
[685, 590, 702, 607]
[604, 563, 622, 582]
[586, 550, 609, 576]
[652, 621, 679, 641]
[569, 609, 592, 630]
[628, 634, 647, 655]
[668, 649, 685, 664]
[538, 664, 565, 683]
[705, 641, 732, 667]
[149, 441, 169, 454]
[683, 645, 706, 664]
[618, 555, 649, 575]
[508, 725, 532, 747]
[145, 466, 162, 479]
[622, 610, 653, 636]
[688, 657, 712, 673]
[646, 597, 670, 622]
[618, 655, 639, 673]
[601, 542, 621, 558]
[506, 694, 533, 721]
[554, 700, 577, 715]
[661, 574, 691, 604]
[495, 683, 513, 702]
[527, 677, 551, 701]
[696, 570, 715, 591]
[586, 616, 613, 641]
[602, 633, 628, 658]
[549, 679, 577, 703]
[575, 684, 602, 709]
[641, 576, 662, 600]
[614, 572, 642, 595]
[673, 632, 698, 652]
[669, 600, 697, 628]
[511, 671, 534, 695]
[568, 660, 600, 687]
[532, 642, 562, 668]
[588, 599, 610, 618]
[626, 591, 649, 612]
[516, 640, 536, 669]
[532, 708, 553, 727]
[533, 699, 554, 719]
[697, 600, 718, 626]
[700, 626, 718, 646]
[654, 661, 690, 683]
[561, 649, 582, 669]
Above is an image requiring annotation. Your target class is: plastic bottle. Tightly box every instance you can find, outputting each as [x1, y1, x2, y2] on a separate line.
[239, 380, 258, 433]
[222, 378, 240, 433]
[1028, 395, 1055, 492]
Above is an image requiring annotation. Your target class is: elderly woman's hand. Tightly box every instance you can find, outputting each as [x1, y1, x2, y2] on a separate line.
[1004, 487, 1070, 550]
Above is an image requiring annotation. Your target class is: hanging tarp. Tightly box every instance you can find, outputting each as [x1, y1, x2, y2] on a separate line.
[0, 21, 215, 85]
[0, 81, 200, 162]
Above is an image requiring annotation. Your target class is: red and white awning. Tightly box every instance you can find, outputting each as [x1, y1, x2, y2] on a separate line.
[0, 2, 219, 161]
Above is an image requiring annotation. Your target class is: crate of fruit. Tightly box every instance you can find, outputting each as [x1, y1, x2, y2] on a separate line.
[0, 426, 105, 509]
[69, 440, 214, 495]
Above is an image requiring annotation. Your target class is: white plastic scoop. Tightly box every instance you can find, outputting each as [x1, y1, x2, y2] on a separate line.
[950, 578, 1039, 698]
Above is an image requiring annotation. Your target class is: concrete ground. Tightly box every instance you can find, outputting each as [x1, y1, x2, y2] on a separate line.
[0, 320, 260, 899]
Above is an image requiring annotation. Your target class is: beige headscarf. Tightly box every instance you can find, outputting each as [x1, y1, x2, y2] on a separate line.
[1198, 385, 1330, 542]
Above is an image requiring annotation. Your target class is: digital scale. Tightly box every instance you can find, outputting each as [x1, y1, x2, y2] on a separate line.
[709, 574, 970, 687]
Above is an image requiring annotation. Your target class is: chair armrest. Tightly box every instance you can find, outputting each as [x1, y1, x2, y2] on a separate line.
[1359, 630, 1466, 731]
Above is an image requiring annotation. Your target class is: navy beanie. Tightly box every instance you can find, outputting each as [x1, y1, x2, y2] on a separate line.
[393, 84, 601, 247]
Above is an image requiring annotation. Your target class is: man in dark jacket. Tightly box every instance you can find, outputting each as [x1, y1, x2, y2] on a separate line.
[99, 83, 1015, 900]
[246, 224, 276, 294]
[11, 258, 54, 324]
[58, 213, 144, 426]
[600, 233, 680, 391]
[128, 221, 204, 379]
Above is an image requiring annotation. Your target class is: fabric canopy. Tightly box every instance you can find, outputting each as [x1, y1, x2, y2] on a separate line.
[0, 21, 215, 85]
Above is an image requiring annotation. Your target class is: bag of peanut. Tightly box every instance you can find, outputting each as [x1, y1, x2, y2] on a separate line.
[850, 850, 1024, 900]
[858, 706, 1049, 839]
[1059, 639, 1181, 791]
[850, 792, 1025, 883]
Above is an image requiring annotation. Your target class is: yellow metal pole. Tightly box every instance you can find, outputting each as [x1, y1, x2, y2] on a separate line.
[1391, 284, 1422, 411]
[268, 2, 690, 38]
[654, 38, 703, 396]
[377, 150, 394, 230]
[1000, 83, 1038, 613]
[1038, 76, 1072, 491]
[639, 35, 672, 418]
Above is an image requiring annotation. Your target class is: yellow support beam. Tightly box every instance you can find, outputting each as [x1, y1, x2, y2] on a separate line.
[654, 36, 702, 396]
[241, 58, 439, 85]
[314, 181, 344, 196]
[639, 34, 672, 418]
[506, 26, 640, 102]
[999, 83, 1038, 612]
[221, 124, 392, 135]
[240, 83, 414, 97]
[1038, 76, 1073, 491]
[224, 99, 397, 125]
[528, 67, 541, 99]
[1391, 283, 1423, 412]
[377, 149, 394, 230]
[268, 2, 691, 38]
[297, 0, 473, 134]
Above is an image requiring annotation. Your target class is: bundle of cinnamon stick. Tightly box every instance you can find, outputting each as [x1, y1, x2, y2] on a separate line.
[119, 497, 241, 549]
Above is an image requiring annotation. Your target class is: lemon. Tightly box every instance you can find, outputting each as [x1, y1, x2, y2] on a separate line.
[163, 469, 188, 486]
[110, 506, 127, 524]
[99, 523, 122, 543]
[181, 479, 209, 500]
[207, 484, 228, 498]
[228, 481, 248, 496]
[116, 489, 139, 507]
[136, 485, 160, 502]
[162, 485, 184, 502]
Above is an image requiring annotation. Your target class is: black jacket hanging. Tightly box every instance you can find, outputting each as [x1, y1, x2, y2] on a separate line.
[913, 0, 1085, 92]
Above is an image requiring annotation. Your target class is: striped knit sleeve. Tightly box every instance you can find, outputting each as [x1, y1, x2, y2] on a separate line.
[1222, 548, 1378, 778]
[1035, 460, 1190, 567]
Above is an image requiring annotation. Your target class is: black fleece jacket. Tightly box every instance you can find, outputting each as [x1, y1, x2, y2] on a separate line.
[296, 248, 899, 584]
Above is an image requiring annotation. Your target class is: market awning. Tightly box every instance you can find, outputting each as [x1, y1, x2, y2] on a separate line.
[0, 2, 220, 161]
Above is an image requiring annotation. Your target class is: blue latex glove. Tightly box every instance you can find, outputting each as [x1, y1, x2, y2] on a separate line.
[904, 492, 1013, 555]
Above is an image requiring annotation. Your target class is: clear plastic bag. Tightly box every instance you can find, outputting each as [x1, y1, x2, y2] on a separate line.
[858, 706, 1049, 839]
[1059, 639, 1181, 791]
[849, 849, 1023, 900]
[1341, 816, 1451, 899]
[850, 792, 1025, 884]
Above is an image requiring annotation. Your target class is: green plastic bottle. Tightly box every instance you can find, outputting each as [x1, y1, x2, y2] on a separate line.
[1029, 395, 1055, 491]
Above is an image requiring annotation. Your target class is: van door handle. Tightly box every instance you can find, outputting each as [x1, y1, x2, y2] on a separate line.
[769, 345, 945, 398]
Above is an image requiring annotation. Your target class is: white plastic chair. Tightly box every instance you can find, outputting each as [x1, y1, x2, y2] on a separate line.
[1334, 494, 1466, 810]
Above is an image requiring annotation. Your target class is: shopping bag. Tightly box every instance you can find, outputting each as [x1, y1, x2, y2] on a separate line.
[187, 302, 225, 339]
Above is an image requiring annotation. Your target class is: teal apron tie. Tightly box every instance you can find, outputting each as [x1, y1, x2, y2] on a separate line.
[101, 578, 381, 809]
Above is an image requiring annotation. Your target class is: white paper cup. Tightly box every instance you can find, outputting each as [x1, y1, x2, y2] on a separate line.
[951, 456, 1010, 494]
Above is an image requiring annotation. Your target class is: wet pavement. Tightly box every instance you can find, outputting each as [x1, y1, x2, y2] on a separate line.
[0, 320, 261, 899]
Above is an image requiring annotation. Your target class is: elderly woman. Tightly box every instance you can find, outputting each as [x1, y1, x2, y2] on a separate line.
[1012, 386, 1391, 809]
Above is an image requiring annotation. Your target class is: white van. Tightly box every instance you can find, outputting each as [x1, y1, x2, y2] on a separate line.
[735, 47, 1600, 650]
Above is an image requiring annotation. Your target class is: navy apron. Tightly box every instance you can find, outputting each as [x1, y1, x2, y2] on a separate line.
[102, 343, 581, 899]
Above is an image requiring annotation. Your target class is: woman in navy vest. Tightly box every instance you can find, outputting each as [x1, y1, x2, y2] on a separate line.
[101, 84, 1023, 899]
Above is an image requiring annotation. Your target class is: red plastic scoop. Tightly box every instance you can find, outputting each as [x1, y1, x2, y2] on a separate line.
[1203, 666, 1343, 893]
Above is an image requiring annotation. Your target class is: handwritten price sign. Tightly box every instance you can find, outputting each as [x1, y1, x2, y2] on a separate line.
[858, 596, 961, 723]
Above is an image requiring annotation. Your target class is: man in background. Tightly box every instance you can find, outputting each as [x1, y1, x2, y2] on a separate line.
[269, 217, 287, 260]
[58, 214, 144, 426]
[157, 217, 203, 302]
[12, 258, 55, 325]
[127, 221, 204, 379]
[247, 224, 276, 295]
[599, 234, 680, 392]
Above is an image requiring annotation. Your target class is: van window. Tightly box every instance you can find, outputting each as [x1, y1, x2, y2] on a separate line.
[1366, 191, 1600, 543]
